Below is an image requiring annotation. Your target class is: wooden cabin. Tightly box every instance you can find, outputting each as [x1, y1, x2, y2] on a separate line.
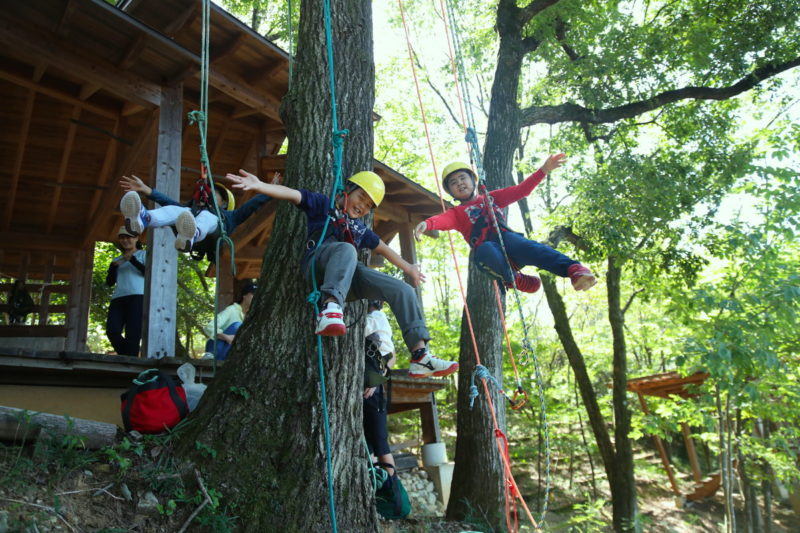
[0, 0, 449, 441]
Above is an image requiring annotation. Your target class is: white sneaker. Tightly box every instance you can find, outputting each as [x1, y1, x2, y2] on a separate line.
[175, 211, 198, 252]
[200, 352, 215, 360]
[120, 191, 145, 235]
[315, 302, 346, 336]
[408, 348, 459, 378]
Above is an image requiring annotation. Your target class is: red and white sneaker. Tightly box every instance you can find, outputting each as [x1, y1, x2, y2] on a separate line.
[315, 302, 346, 336]
[568, 264, 596, 291]
[506, 272, 541, 293]
[408, 347, 459, 378]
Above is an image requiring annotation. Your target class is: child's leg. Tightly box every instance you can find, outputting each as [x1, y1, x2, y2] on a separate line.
[499, 231, 578, 278]
[473, 240, 513, 283]
[307, 241, 359, 308]
[146, 205, 191, 228]
[349, 264, 428, 351]
[106, 298, 126, 354]
[193, 210, 219, 241]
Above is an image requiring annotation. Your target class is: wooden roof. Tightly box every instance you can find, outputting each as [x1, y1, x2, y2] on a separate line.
[624, 371, 710, 399]
[0, 0, 447, 282]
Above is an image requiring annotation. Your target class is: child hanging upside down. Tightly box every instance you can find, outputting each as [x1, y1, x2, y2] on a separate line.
[224, 169, 459, 379]
[118, 174, 273, 260]
[415, 154, 596, 292]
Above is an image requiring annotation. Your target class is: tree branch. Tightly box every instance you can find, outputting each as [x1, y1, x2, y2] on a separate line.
[520, 56, 800, 126]
[519, 0, 562, 25]
[622, 288, 644, 315]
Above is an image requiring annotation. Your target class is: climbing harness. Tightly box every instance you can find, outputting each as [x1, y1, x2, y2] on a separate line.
[440, 0, 552, 522]
[397, 0, 540, 530]
[189, 0, 237, 364]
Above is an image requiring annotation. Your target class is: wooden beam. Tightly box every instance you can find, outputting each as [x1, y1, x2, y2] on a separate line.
[211, 34, 247, 64]
[244, 59, 285, 86]
[78, 82, 100, 101]
[162, 2, 198, 37]
[420, 393, 442, 444]
[398, 223, 422, 306]
[637, 392, 682, 497]
[0, 16, 162, 108]
[142, 84, 182, 359]
[0, 69, 118, 120]
[86, 119, 121, 219]
[0, 232, 82, 252]
[56, 0, 80, 37]
[3, 86, 36, 231]
[681, 423, 703, 484]
[117, 33, 149, 70]
[81, 110, 159, 248]
[46, 106, 82, 234]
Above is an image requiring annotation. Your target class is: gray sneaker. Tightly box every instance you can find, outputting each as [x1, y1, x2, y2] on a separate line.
[120, 191, 144, 236]
[175, 211, 198, 252]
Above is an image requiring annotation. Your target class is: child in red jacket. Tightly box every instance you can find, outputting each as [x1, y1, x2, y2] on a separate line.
[415, 154, 595, 293]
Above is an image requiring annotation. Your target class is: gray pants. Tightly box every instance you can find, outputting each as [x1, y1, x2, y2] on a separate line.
[306, 241, 429, 350]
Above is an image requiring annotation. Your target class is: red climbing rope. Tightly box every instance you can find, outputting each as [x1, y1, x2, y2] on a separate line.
[397, 1, 540, 530]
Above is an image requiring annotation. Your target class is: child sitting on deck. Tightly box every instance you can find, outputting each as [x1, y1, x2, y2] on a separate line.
[118, 174, 273, 260]
[224, 169, 458, 379]
[415, 154, 596, 293]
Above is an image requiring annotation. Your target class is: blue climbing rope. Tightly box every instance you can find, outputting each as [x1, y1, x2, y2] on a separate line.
[189, 0, 236, 365]
[443, 0, 552, 522]
[302, 1, 353, 531]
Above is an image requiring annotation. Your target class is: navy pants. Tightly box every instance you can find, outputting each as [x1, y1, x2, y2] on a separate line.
[474, 231, 578, 282]
[363, 385, 390, 457]
[106, 294, 144, 356]
[204, 322, 241, 361]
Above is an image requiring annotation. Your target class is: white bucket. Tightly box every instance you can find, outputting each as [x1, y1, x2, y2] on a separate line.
[421, 442, 447, 466]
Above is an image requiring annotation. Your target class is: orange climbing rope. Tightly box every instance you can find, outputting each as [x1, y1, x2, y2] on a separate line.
[397, 1, 540, 531]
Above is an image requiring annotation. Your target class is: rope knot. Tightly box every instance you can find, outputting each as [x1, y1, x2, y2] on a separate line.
[187, 110, 206, 126]
[332, 129, 349, 147]
[306, 290, 321, 306]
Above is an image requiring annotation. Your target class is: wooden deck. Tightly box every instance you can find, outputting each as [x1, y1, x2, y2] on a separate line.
[0, 349, 448, 442]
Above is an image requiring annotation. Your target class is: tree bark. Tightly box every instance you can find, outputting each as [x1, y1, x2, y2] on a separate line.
[447, 267, 507, 528]
[607, 257, 638, 532]
[176, 1, 377, 531]
[447, 0, 530, 526]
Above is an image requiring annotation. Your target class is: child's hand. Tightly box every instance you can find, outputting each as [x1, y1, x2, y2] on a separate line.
[270, 172, 282, 184]
[363, 387, 377, 399]
[120, 175, 150, 194]
[405, 263, 426, 287]
[225, 169, 263, 191]
[541, 153, 567, 174]
[414, 221, 428, 241]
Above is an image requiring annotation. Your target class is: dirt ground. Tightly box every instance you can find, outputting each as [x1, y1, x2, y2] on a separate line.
[2, 432, 798, 532]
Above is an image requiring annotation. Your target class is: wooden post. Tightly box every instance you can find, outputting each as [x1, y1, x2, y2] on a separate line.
[143, 83, 180, 359]
[420, 393, 442, 444]
[65, 247, 94, 351]
[38, 255, 55, 325]
[218, 268, 235, 309]
[637, 392, 682, 497]
[398, 222, 422, 308]
[682, 422, 703, 484]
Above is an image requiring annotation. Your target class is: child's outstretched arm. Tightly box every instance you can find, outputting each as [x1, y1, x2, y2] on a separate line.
[120, 175, 152, 196]
[225, 169, 302, 205]
[492, 152, 567, 208]
[374, 241, 426, 287]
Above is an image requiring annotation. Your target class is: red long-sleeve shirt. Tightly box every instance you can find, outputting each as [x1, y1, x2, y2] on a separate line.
[424, 169, 546, 244]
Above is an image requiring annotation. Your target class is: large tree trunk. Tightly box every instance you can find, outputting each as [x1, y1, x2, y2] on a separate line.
[176, 1, 377, 531]
[607, 257, 638, 532]
[447, 266, 507, 527]
[447, 0, 527, 527]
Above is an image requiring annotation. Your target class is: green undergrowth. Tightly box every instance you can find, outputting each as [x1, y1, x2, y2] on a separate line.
[0, 411, 235, 532]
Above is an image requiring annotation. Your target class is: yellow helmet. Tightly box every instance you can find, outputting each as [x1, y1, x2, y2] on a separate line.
[347, 171, 385, 207]
[441, 162, 475, 195]
[213, 183, 235, 211]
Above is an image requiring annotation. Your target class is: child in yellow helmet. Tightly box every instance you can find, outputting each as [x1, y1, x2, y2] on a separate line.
[224, 169, 458, 379]
[118, 174, 272, 260]
[416, 154, 596, 292]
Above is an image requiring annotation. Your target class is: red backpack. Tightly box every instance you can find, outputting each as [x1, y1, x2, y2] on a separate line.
[120, 369, 189, 433]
